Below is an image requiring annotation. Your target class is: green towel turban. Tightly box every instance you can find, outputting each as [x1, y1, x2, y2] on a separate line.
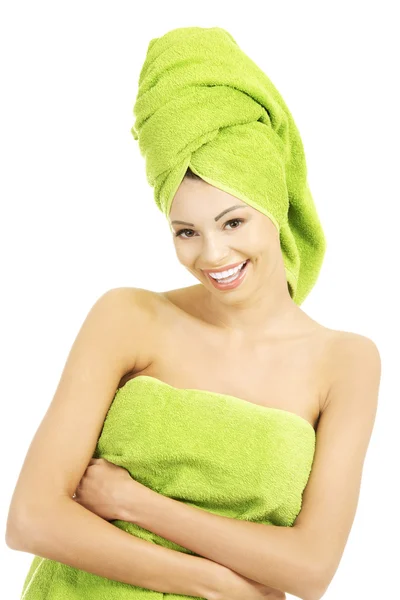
[131, 26, 326, 305]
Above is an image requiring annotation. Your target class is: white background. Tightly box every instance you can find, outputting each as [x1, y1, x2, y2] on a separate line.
[1, 1, 398, 598]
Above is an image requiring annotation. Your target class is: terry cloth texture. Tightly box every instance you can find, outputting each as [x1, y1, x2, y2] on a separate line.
[131, 26, 327, 304]
[21, 375, 316, 599]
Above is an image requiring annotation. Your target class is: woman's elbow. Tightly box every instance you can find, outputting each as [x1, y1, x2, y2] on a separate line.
[5, 496, 67, 553]
[5, 509, 30, 551]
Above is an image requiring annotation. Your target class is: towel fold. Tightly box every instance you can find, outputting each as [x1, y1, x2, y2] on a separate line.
[131, 26, 327, 304]
[21, 375, 316, 599]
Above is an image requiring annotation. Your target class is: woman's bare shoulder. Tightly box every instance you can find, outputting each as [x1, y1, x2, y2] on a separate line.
[105, 287, 165, 379]
[318, 326, 379, 410]
[322, 326, 378, 350]
[110, 286, 161, 315]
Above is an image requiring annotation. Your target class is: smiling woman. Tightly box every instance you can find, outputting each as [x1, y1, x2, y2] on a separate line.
[7, 24, 381, 600]
[168, 171, 291, 303]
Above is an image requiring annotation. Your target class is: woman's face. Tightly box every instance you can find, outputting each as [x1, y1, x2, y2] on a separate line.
[168, 176, 281, 294]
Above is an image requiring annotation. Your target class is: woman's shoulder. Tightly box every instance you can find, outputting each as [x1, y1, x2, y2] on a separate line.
[317, 326, 380, 411]
[310, 324, 378, 370]
[97, 286, 163, 347]
[103, 286, 162, 315]
[321, 326, 378, 352]
[100, 286, 167, 378]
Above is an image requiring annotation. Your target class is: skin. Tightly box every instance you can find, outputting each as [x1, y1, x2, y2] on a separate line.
[167, 175, 320, 343]
[75, 175, 333, 599]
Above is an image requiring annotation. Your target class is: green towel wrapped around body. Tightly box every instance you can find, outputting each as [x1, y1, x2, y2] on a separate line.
[21, 375, 316, 599]
[131, 26, 327, 305]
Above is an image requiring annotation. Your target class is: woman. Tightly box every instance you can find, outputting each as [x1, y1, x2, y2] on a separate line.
[7, 27, 381, 600]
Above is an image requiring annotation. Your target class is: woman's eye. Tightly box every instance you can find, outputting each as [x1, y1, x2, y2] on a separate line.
[175, 218, 244, 239]
[175, 228, 194, 238]
[227, 218, 243, 229]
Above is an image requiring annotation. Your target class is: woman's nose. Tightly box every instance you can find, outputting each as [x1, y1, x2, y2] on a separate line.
[199, 237, 230, 265]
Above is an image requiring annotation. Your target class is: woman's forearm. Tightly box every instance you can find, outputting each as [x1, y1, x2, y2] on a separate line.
[9, 495, 222, 598]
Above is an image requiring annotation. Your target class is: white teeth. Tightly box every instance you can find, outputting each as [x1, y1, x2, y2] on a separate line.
[214, 270, 242, 284]
[209, 261, 246, 280]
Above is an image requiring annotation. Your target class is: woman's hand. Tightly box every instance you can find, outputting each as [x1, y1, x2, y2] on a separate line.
[72, 457, 145, 521]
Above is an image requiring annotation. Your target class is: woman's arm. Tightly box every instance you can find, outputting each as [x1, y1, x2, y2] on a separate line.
[7, 494, 221, 598]
[5, 288, 222, 597]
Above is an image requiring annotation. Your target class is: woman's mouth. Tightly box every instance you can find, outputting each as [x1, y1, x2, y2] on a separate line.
[206, 259, 250, 290]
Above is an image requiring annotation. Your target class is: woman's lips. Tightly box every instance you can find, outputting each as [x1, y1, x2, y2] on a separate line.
[203, 259, 247, 275]
[206, 259, 249, 290]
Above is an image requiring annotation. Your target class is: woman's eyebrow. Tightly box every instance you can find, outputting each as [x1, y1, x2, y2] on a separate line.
[171, 204, 246, 227]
